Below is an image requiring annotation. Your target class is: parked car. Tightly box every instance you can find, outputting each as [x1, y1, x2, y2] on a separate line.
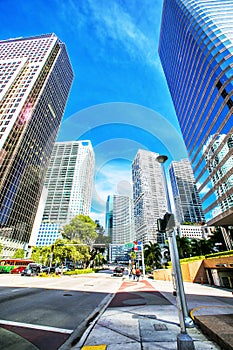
[10, 266, 27, 274]
[112, 266, 124, 277]
[40, 265, 50, 274]
[21, 263, 42, 276]
[55, 266, 69, 274]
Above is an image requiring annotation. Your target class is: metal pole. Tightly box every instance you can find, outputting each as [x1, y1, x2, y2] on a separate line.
[171, 230, 194, 328]
[141, 242, 146, 278]
[168, 229, 195, 350]
[156, 155, 195, 348]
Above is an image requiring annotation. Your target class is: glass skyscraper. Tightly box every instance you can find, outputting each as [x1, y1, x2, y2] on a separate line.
[0, 34, 73, 256]
[169, 159, 205, 224]
[105, 194, 135, 245]
[132, 149, 168, 244]
[159, 1, 233, 232]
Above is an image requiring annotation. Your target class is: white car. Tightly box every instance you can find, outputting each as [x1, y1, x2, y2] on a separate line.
[55, 266, 68, 274]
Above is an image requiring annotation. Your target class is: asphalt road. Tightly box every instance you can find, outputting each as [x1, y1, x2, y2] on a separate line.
[0, 272, 122, 350]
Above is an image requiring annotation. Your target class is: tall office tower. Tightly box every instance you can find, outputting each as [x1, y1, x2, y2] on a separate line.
[33, 141, 95, 246]
[132, 149, 168, 245]
[159, 1, 233, 237]
[105, 194, 135, 245]
[169, 159, 205, 224]
[0, 34, 74, 256]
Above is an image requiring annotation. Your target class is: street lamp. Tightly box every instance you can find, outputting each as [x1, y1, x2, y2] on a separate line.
[156, 155, 194, 350]
[156, 155, 172, 213]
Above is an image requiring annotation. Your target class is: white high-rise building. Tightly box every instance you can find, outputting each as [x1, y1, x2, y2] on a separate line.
[0, 34, 73, 256]
[132, 149, 168, 245]
[106, 194, 135, 245]
[33, 140, 95, 246]
[169, 159, 205, 224]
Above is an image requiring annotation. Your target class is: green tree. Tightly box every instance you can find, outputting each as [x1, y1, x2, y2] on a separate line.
[94, 252, 105, 267]
[176, 236, 192, 258]
[31, 239, 91, 267]
[191, 238, 213, 256]
[190, 239, 202, 256]
[62, 215, 97, 244]
[13, 249, 25, 258]
[31, 246, 42, 263]
[208, 227, 227, 251]
[0, 242, 2, 257]
[144, 241, 162, 269]
[94, 222, 110, 244]
[130, 251, 137, 264]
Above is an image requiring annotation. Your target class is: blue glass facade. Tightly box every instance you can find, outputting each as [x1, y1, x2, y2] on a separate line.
[0, 34, 73, 255]
[159, 0, 233, 226]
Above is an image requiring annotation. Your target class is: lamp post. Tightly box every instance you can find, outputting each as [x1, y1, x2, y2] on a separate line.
[156, 155, 194, 350]
[156, 155, 172, 213]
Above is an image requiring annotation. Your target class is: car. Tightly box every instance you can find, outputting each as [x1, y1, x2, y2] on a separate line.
[10, 266, 27, 274]
[55, 266, 69, 274]
[112, 266, 124, 277]
[41, 265, 50, 273]
[21, 263, 41, 276]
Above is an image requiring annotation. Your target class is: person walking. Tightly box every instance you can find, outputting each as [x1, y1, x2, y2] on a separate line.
[131, 266, 136, 280]
[135, 267, 141, 282]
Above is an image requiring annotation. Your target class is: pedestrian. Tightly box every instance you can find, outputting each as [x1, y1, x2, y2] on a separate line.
[122, 267, 129, 280]
[136, 267, 141, 282]
[131, 267, 136, 280]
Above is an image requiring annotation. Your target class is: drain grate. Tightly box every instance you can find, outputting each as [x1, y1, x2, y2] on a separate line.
[63, 293, 73, 296]
[154, 323, 168, 331]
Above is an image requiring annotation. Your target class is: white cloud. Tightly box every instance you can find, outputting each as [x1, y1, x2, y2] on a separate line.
[60, 0, 161, 67]
[197, 181, 211, 195]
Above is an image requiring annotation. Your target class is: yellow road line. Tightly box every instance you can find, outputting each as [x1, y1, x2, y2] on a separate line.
[82, 346, 107, 350]
[190, 305, 233, 320]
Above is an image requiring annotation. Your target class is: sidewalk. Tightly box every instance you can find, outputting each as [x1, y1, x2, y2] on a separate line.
[70, 278, 232, 350]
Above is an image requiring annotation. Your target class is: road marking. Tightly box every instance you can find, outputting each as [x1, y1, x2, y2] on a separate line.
[82, 346, 107, 350]
[0, 319, 73, 334]
[190, 305, 233, 320]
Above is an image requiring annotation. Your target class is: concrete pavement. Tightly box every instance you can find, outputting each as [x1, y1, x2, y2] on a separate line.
[1, 274, 233, 349]
[69, 278, 233, 350]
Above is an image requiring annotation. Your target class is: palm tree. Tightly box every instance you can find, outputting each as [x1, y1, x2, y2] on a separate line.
[176, 236, 192, 258]
[130, 251, 137, 265]
[144, 241, 162, 269]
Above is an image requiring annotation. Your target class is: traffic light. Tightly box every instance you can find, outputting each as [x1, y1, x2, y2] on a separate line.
[157, 212, 175, 232]
[157, 218, 166, 232]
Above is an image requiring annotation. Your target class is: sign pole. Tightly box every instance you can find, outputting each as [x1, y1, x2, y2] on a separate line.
[141, 242, 146, 278]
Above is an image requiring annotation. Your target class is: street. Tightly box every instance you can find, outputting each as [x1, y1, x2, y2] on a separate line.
[1, 273, 233, 350]
[0, 272, 122, 350]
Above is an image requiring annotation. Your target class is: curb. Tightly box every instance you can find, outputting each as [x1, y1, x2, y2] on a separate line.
[58, 281, 123, 350]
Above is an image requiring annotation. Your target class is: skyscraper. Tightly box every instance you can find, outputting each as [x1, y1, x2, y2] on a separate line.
[169, 159, 205, 224]
[105, 194, 135, 245]
[0, 34, 73, 256]
[132, 149, 168, 244]
[159, 1, 233, 232]
[33, 140, 95, 246]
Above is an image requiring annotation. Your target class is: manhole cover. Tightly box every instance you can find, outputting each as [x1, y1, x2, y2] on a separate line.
[154, 323, 168, 331]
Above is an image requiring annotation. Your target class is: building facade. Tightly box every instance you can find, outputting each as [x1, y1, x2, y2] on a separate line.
[132, 149, 168, 244]
[33, 140, 95, 246]
[105, 194, 135, 245]
[159, 0, 233, 245]
[177, 224, 214, 240]
[169, 159, 205, 224]
[0, 34, 73, 256]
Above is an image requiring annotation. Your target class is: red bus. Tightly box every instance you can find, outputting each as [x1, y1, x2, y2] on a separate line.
[0, 258, 34, 273]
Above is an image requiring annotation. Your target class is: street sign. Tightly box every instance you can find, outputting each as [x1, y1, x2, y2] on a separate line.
[125, 243, 134, 248]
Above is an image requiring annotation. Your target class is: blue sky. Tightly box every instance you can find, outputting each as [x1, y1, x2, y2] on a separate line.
[0, 0, 188, 226]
